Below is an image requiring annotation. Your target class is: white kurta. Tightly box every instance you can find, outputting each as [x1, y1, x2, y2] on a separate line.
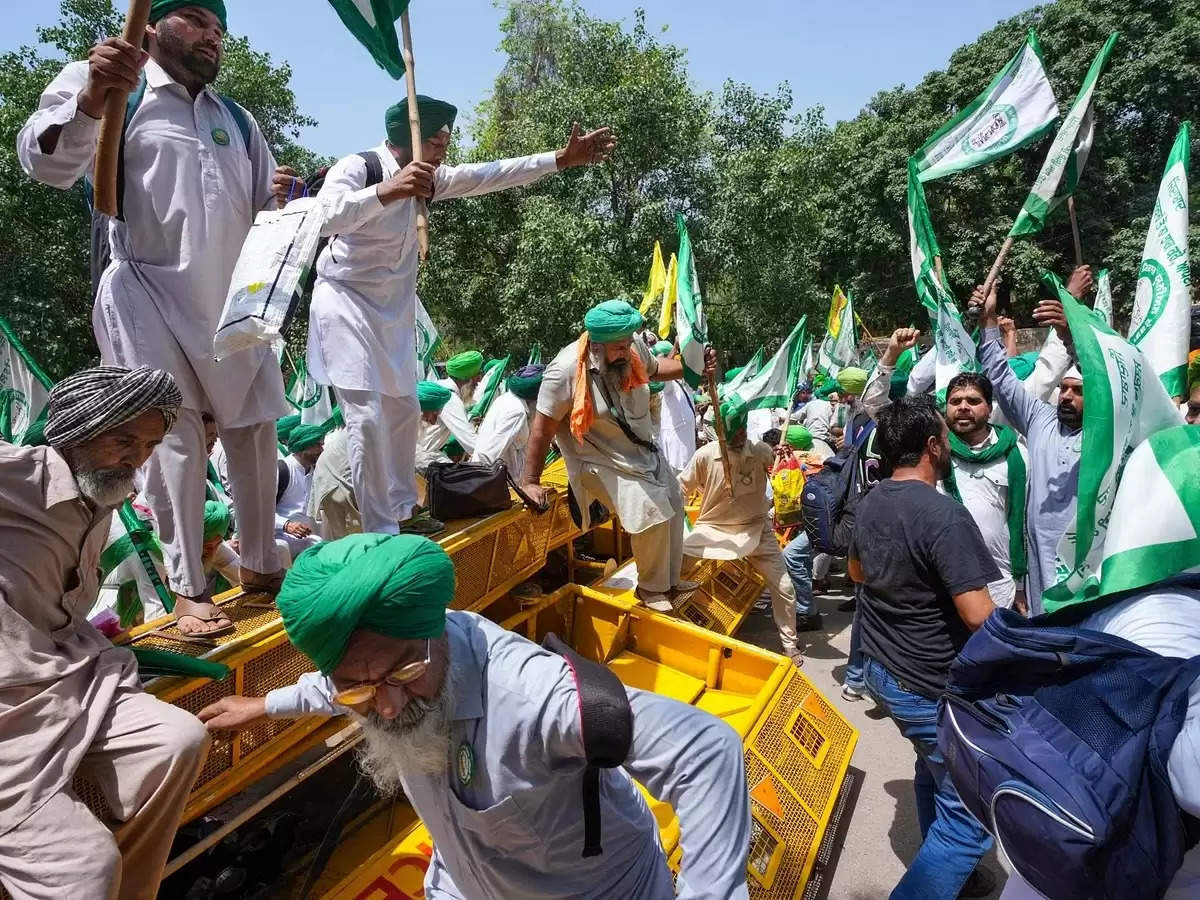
[659, 380, 696, 472]
[307, 145, 558, 399]
[470, 391, 532, 474]
[434, 377, 479, 454]
[17, 59, 288, 427]
[275, 455, 315, 529]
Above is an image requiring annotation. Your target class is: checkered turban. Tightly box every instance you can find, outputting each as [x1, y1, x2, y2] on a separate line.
[45, 366, 182, 448]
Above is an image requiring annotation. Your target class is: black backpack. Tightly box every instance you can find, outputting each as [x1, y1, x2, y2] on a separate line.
[800, 412, 880, 555]
[297, 150, 385, 295]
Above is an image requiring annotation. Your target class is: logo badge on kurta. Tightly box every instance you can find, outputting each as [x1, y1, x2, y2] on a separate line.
[456, 742, 475, 786]
[211, 127, 231, 147]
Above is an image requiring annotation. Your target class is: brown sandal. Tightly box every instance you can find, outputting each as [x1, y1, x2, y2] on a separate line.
[172, 595, 236, 640]
[239, 568, 285, 608]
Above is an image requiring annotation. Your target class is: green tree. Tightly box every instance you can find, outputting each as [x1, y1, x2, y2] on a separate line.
[0, 0, 323, 378]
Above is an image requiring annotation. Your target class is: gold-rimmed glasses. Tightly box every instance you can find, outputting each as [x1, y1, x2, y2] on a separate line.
[332, 639, 431, 706]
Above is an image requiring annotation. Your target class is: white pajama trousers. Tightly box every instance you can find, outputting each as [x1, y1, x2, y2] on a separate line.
[339, 388, 420, 534]
[141, 409, 279, 596]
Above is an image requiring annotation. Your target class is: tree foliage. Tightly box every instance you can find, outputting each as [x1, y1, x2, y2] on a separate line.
[0, 0, 323, 377]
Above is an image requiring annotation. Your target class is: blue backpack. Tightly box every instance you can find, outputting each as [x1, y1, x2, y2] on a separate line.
[937, 607, 1200, 900]
[799, 415, 877, 555]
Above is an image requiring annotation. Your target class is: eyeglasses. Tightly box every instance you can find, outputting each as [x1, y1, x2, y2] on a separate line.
[332, 639, 432, 706]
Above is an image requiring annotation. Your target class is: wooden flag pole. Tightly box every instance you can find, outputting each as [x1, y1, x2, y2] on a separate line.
[934, 255, 947, 289]
[92, 0, 151, 216]
[1067, 197, 1084, 268]
[705, 348, 735, 498]
[981, 236, 1015, 301]
[399, 10, 429, 260]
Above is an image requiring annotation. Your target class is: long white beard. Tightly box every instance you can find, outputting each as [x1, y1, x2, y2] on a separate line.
[357, 673, 455, 795]
[74, 467, 136, 508]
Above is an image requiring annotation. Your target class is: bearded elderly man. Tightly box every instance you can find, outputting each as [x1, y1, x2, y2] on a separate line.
[306, 93, 615, 538]
[470, 364, 545, 476]
[198, 534, 750, 899]
[0, 366, 209, 900]
[434, 350, 485, 457]
[18, 0, 299, 637]
[521, 301, 716, 611]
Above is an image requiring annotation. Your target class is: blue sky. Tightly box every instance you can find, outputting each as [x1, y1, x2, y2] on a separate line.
[9, 1, 1038, 158]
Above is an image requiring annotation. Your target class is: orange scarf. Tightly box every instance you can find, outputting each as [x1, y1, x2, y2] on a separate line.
[569, 333, 650, 444]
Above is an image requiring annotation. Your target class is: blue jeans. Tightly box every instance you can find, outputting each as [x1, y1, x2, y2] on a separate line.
[844, 587, 864, 689]
[781, 532, 815, 617]
[862, 657, 992, 899]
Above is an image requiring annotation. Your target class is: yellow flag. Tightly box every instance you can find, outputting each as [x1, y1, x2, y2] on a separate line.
[659, 252, 678, 337]
[639, 242, 667, 316]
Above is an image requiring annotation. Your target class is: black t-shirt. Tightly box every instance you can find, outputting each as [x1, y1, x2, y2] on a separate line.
[850, 478, 1000, 699]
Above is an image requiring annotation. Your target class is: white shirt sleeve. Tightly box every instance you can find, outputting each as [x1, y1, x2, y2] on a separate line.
[861, 362, 894, 418]
[907, 348, 937, 395]
[438, 393, 478, 454]
[1023, 329, 1073, 404]
[470, 400, 527, 467]
[318, 152, 388, 236]
[434, 152, 559, 203]
[16, 61, 100, 189]
[264, 671, 345, 718]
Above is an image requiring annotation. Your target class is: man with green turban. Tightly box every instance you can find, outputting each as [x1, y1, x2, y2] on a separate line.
[414, 381, 462, 488]
[275, 422, 327, 562]
[521, 300, 716, 610]
[470, 364, 545, 475]
[307, 93, 616, 541]
[198, 534, 751, 899]
[431, 350, 485, 460]
[20, 1, 305, 638]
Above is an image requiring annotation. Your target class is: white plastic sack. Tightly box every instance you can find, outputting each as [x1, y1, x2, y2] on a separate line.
[213, 197, 324, 361]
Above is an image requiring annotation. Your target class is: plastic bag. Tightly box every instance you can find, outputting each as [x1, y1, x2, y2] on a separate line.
[771, 465, 807, 526]
[213, 197, 324, 361]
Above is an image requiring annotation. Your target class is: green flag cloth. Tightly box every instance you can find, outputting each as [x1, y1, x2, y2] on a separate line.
[649, 381, 665, 394]
[445, 350, 483, 380]
[416, 296, 443, 378]
[287, 423, 326, 454]
[934, 295, 980, 397]
[584, 300, 643, 343]
[1093, 268, 1114, 327]
[724, 366, 744, 383]
[150, 0, 227, 30]
[800, 338, 814, 380]
[286, 356, 324, 413]
[132, 647, 230, 681]
[0, 316, 52, 446]
[1010, 33, 1119, 238]
[943, 424, 1028, 578]
[1129, 121, 1191, 398]
[417, 380, 452, 412]
[907, 158, 956, 315]
[817, 286, 858, 377]
[526, 343, 542, 366]
[469, 355, 510, 420]
[385, 95, 458, 147]
[1008, 351, 1039, 380]
[277, 533, 456, 673]
[914, 31, 1059, 182]
[673, 214, 709, 389]
[721, 316, 808, 436]
[1039, 272, 1183, 613]
[328, 0, 412, 80]
[721, 346, 764, 400]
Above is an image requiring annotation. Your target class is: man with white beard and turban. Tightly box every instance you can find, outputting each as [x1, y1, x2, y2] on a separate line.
[198, 533, 751, 899]
[0, 365, 210, 900]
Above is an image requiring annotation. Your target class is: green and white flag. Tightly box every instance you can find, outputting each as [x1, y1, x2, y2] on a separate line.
[0, 315, 52, 445]
[469, 355, 510, 420]
[527, 343, 542, 367]
[914, 32, 1059, 182]
[286, 355, 334, 425]
[800, 337, 814, 380]
[1093, 268, 1114, 327]
[817, 285, 858, 377]
[1082, 425, 1200, 600]
[1010, 33, 1118, 238]
[933, 297, 979, 397]
[415, 295, 442, 380]
[1039, 272, 1183, 613]
[327, 0, 411, 79]
[1128, 121, 1191, 398]
[721, 346, 764, 399]
[907, 159, 954, 314]
[674, 213, 708, 389]
[721, 317, 808, 426]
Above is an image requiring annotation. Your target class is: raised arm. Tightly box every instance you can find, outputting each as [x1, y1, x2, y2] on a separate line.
[973, 284, 1051, 437]
[17, 59, 111, 189]
[863, 328, 919, 418]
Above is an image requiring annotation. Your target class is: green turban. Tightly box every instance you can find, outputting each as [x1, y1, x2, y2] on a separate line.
[385, 96, 458, 149]
[814, 380, 840, 400]
[203, 500, 231, 541]
[1008, 351, 1039, 381]
[417, 380, 453, 412]
[649, 381, 665, 394]
[724, 366, 744, 383]
[149, 0, 227, 31]
[507, 364, 545, 400]
[837, 367, 869, 396]
[653, 340, 673, 357]
[277, 534, 456, 674]
[276, 413, 301, 445]
[720, 400, 747, 436]
[445, 351, 483, 380]
[443, 436, 464, 458]
[584, 300, 644, 343]
[785, 425, 813, 450]
[287, 423, 326, 454]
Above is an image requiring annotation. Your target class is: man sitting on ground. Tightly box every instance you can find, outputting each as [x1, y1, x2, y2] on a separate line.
[413, 380, 456, 472]
[198, 534, 750, 899]
[275, 423, 325, 562]
[520, 300, 716, 611]
[0, 365, 209, 899]
[849, 394, 998, 899]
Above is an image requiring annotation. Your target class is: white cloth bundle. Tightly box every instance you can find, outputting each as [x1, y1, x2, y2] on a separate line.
[213, 197, 324, 361]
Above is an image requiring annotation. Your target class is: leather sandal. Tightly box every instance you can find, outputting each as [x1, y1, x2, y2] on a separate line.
[239, 568, 285, 608]
[172, 594, 235, 640]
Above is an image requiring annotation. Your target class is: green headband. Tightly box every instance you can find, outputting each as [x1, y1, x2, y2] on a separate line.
[149, 0, 227, 31]
[584, 299, 644, 343]
[385, 96, 457, 149]
[277, 534, 456, 674]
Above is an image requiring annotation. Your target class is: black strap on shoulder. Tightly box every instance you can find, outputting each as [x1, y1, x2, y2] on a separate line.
[592, 371, 659, 454]
[357, 150, 384, 188]
[542, 632, 633, 857]
[276, 458, 291, 504]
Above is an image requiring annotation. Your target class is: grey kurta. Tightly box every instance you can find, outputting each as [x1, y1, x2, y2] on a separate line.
[537, 340, 676, 534]
[265, 611, 751, 899]
[979, 329, 1081, 612]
